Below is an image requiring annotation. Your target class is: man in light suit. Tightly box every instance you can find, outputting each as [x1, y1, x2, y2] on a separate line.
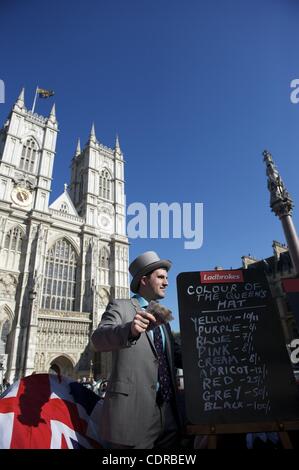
[91, 251, 182, 449]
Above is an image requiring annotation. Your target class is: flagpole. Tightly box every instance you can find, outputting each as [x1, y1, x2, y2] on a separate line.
[31, 86, 38, 113]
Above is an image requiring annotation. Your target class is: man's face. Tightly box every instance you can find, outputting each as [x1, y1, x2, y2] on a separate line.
[141, 268, 169, 300]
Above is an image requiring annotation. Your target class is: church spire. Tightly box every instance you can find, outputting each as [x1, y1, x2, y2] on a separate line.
[114, 133, 122, 158]
[88, 122, 96, 144]
[115, 134, 120, 151]
[75, 138, 81, 157]
[48, 103, 56, 123]
[15, 87, 25, 110]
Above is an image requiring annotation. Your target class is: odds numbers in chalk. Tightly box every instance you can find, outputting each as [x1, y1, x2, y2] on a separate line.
[177, 269, 299, 424]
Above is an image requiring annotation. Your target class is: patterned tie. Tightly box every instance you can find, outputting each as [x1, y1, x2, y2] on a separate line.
[153, 326, 173, 403]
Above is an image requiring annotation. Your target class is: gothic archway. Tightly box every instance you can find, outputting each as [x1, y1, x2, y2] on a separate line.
[49, 355, 74, 378]
[0, 305, 13, 356]
[0, 319, 10, 354]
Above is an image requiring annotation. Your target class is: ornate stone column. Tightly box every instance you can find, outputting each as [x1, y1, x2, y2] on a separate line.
[263, 150, 299, 275]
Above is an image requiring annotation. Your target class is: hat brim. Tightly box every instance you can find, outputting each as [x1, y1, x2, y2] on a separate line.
[130, 259, 172, 294]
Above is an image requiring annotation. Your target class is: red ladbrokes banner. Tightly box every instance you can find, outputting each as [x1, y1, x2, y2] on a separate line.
[200, 269, 244, 284]
[0, 373, 103, 449]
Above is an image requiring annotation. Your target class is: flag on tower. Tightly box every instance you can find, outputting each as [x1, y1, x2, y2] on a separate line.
[31, 86, 55, 113]
[37, 88, 55, 98]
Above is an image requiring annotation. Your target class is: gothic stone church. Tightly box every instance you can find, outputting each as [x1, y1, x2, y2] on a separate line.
[0, 89, 129, 383]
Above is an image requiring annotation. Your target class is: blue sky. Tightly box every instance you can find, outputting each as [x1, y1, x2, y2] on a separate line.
[1, 0, 299, 331]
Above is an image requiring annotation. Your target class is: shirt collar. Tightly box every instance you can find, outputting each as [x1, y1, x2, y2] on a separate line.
[132, 293, 149, 309]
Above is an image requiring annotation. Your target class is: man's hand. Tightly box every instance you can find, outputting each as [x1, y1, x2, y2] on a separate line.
[130, 310, 156, 337]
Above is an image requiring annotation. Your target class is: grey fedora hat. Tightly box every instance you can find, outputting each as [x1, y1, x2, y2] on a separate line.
[129, 251, 172, 294]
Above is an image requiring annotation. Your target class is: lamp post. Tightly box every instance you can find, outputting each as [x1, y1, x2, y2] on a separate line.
[89, 359, 94, 383]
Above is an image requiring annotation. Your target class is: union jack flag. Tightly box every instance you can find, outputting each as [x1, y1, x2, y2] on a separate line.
[0, 373, 103, 449]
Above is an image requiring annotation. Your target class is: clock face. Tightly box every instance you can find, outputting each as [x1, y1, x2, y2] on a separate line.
[11, 187, 33, 207]
[101, 216, 109, 227]
[17, 189, 29, 202]
[98, 214, 112, 231]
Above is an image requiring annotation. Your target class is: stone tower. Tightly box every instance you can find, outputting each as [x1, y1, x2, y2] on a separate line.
[0, 89, 129, 383]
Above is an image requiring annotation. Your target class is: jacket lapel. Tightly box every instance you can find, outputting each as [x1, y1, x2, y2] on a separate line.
[162, 323, 172, 366]
[130, 298, 158, 357]
[130, 297, 141, 314]
[146, 330, 158, 358]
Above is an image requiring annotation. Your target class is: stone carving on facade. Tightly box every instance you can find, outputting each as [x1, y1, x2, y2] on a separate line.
[37, 318, 90, 353]
[89, 278, 96, 314]
[30, 225, 38, 240]
[102, 158, 113, 171]
[12, 173, 36, 191]
[0, 273, 17, 298]
[24, 122, 42, 137]
[84, 238, 91, 250]
[34, 352, 45, 372]
[98, 287, 110, 307]
[37, 223, 48, 244]
[36, 230, 46, 294]
[28, 271, 43, 326]
[92, 238, 99, 263]
[39, 309, 90, 320]
[98, 203, 114, 216]
[34, 352, 39, 371]
[30, 299, 39, 326]
[31, 270, 42, 295]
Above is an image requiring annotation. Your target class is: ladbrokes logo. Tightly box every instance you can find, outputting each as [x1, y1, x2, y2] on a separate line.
[200, 270, 244, 284]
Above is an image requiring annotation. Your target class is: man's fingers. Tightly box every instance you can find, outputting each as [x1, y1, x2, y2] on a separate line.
[134, 314, 149, 326]
[131, 311, 157, 337]
[134, 317, 148, 329]
[134, 323, 146, 334]
[146, 312, 157, 323]
[136, 311, 156, 324]
[131, 318, 147, 336]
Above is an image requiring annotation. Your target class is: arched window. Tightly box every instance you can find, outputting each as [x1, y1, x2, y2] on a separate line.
[1, 226, 24, 270]
[100, 247, 109, 269]
[0, 319, 10, 354]
[99, 169, 111, 200]
[20, 138, 38, 172]
[42, 239, 77, 311]
[4, 226, 23, 252]
[79, 172, 84, 201]
[99, 246, 110, 285]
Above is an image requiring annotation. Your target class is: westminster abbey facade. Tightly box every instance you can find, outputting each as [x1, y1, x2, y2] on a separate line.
[0, 89, 129, 382]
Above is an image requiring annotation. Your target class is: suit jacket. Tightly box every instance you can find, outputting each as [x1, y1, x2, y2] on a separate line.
[91, 298, 182, 446]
